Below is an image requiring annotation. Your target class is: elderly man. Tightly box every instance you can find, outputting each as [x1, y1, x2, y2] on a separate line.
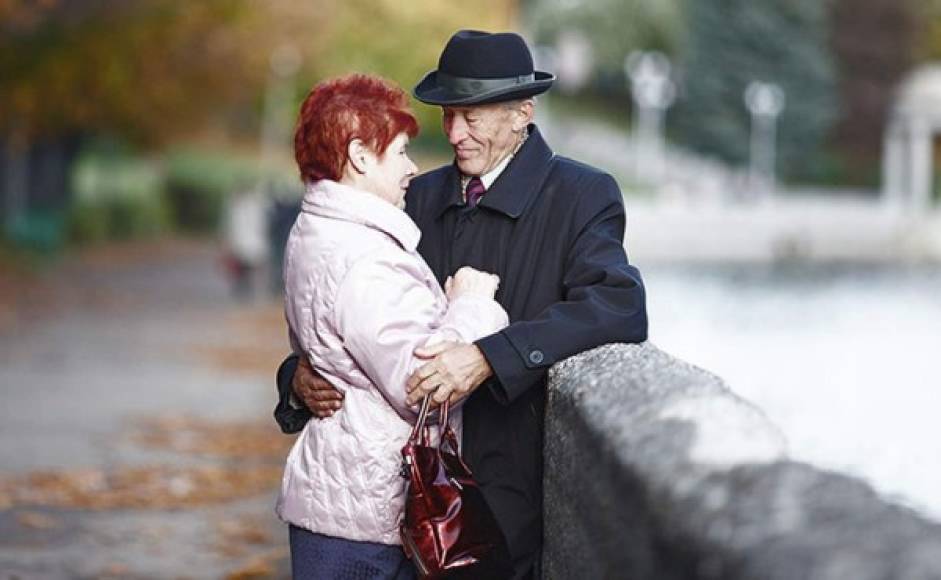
[274, 30, 648, 579]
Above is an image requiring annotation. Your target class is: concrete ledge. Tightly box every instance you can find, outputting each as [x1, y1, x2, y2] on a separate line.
[543, 343, 941, 579]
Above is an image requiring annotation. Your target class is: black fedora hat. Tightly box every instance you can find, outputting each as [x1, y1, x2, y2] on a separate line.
[413, 30, 555, 106]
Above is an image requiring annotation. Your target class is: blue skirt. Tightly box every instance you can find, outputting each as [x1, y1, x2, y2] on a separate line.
[288, 525, 417, 580]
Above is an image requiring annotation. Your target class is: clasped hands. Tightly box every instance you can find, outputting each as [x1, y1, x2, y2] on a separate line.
[404, 266, 498, 408]
[291, 341, 493, 418]
[291, 266, 498, 417]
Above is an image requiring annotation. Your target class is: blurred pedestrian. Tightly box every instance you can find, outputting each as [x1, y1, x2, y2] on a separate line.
[266, 185, 300, 297]
[222, 184, 268, 300]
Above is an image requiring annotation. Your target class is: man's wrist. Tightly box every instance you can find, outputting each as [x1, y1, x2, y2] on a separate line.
[472, 344, 494, 384]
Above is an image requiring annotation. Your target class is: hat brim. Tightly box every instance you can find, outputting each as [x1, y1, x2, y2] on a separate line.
[412, 70, 555, 106]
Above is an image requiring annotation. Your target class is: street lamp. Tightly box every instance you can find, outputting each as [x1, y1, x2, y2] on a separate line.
[625, 50, 676, 184]
[744, 81, 785, 199]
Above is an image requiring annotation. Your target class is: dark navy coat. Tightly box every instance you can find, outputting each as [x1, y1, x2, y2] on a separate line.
[404, 125, 648, 576]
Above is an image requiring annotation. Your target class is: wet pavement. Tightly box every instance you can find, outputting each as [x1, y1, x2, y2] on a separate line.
[0, 239, 294, 578]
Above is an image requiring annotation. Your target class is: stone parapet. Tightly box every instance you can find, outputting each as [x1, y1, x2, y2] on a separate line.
[544, 342, 941, 579]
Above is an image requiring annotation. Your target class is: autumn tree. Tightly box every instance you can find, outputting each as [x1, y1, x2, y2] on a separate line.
[1, 0, 517, 147]
[0, 0, 516, 228]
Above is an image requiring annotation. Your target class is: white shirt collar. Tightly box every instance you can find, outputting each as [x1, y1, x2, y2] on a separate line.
[479, 153, 514, 190]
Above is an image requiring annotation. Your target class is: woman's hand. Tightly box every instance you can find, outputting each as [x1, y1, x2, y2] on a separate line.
[445, 266, 500, 300]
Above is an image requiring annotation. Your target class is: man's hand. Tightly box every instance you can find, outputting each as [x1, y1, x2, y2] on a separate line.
[406, 341, 494, 407]
[293, 356, 344, 418]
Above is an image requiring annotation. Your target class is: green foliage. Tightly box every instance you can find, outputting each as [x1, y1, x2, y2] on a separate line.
[527, 0, 684, 70]
[545, 93, 633, 132]
[308, 0, 516, 154]
[66, 143, 283, 241]
[163, 148, 271, 233]
[672, 0, 838, 182]
[68, 148, 169, 243]
[916, 0, 941, 59]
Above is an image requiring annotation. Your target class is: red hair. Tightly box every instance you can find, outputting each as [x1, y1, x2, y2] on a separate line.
[294, 74, 419, 183]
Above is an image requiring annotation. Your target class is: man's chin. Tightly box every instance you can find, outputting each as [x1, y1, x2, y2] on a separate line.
[455, 159, 482, 176]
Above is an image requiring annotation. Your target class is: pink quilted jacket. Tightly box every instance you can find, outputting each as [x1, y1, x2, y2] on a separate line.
[276, 179, 508, 545]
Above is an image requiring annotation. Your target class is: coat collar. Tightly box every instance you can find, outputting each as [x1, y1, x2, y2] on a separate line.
[301, 179, 421, 252]
[433, 124, 555, 219]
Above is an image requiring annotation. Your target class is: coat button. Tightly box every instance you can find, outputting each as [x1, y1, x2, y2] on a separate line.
[528, 350, 545, 365]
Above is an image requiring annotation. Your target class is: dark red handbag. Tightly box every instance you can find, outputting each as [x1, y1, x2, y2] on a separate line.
[399, 396, 507, 579]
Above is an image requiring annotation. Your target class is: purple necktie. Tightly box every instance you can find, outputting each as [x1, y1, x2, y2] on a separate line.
[465, 176, 485, 208]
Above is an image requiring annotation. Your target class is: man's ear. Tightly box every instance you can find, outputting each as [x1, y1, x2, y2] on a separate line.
[513, 99, 535, 132]
[347, 139, 369, 174]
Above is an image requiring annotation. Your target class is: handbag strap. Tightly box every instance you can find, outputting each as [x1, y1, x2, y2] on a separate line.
[408, 396, 456, 449]
[439, 397, 450, 429]
[408, 395, 433, 444]
[437, 399, 461, 456]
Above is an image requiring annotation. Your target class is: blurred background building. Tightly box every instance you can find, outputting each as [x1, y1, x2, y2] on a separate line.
[1, 0, 940, 576]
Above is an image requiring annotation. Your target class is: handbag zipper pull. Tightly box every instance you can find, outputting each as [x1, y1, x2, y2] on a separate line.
[400, 455, 413, 479]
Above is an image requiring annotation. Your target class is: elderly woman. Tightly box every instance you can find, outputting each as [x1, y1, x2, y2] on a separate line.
[277, 74, 508, 579]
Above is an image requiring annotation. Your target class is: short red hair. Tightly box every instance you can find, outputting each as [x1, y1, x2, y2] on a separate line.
[294, 74, 419, 183]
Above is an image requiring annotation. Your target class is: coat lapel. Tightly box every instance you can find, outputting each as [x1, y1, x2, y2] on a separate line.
[478, 125, 554, 219]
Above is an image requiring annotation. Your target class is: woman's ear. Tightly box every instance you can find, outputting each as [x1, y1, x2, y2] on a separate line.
[347, 139, 369, 175]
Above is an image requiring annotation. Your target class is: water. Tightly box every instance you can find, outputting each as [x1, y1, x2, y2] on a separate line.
[644, 264, 941, 521]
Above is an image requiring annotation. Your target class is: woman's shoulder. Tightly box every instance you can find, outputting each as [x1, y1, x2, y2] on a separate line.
[339, 240, 427, 293]
[284, 215, 386, 292]
[290, 213, 423, 289]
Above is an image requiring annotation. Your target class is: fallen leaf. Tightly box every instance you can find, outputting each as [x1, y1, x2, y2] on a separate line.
[0, 464, 283, 510]
[16, 510, 61, 529]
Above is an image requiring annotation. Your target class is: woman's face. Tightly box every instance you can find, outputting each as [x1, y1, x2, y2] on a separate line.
[364, 132, 418, 209]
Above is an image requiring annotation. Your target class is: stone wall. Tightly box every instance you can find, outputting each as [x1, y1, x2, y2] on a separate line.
[543, 343, 941, 579]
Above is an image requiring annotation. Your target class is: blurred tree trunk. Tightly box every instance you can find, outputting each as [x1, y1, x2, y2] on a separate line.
[1, 134, 29, 231]
[828, 0, 917, 186]
[0, 131, 82, 245]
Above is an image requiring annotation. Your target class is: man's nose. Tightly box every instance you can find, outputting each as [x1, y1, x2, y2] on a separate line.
[447, 117, 468, 145]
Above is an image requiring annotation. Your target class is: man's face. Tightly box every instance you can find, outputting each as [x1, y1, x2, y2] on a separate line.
[442, 103, 523, 177]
